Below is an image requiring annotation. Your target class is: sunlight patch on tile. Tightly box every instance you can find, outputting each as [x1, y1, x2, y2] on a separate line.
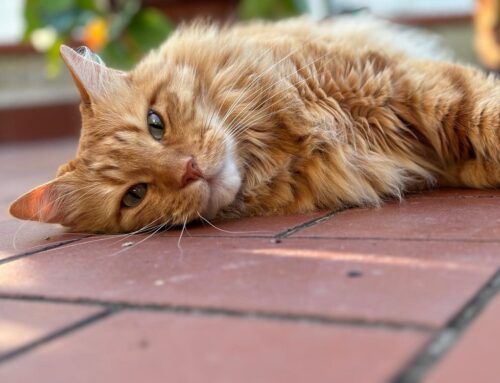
[244, 248, 489, 272]
[0, 319, 41, 353]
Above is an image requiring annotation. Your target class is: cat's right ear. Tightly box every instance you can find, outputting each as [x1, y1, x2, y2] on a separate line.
[60, 45, 127, 105]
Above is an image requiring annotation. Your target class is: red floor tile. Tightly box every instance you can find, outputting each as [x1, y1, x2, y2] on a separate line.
[0, 236, 497, 327]
[408, 189, 500, 199]
[2, 138, 500, 381]
[424, 290, 500, 383]
[0, 311, 429, 383]
[0, 299, 101, 356]
[0, 219, 85, 261]
[163, 211, 327, 237]
[294, 191, 500, 241]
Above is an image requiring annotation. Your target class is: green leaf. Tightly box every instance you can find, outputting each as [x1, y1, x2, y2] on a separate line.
[23, 0, 175, 76]
[45, 37, 65, 78]
[107, 0, 141, 40]
[75, 0, 99, 12]
[44, 9, 79, 34]
[238, 0, 302, 20]
[100, 39, 136, 70]
[24, 0, 45, 38]
[37, 0, 75, 13]
[23, 0, 81, 38]
[127, 8, 173, 52]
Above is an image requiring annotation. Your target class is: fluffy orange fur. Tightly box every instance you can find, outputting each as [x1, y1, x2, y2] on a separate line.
[10, 17, 500, 233]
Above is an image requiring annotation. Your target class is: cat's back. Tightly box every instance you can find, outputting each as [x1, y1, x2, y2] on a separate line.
[139, 15, 451, 79]
[178, 16, 449, 61]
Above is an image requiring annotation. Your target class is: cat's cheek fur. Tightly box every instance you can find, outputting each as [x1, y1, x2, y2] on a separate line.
[203, 151, 241, 219]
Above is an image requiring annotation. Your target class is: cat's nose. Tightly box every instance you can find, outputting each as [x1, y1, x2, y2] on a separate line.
[181, 157, 204, 187]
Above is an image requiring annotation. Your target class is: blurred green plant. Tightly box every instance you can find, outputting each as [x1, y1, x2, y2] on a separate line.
[24, 0, 174, 76]
[238, 0, 307, 20]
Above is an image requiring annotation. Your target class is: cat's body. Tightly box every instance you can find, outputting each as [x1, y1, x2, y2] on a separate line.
[10, 17, 500, 233]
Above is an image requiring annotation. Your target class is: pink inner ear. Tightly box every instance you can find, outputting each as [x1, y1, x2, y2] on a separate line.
[9, 183, 63, 224]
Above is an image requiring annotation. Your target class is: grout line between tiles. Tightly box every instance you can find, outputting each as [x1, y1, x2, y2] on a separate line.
[273, 208, 348, 239]
[157, 234, 500, 244]
[0, 293, 434, 334]
[289, 235, 500, 244]
[0, 307, 118, 364]
[390, 267, 500, 383]
[157, 209, 343, 240]
[0, 237, 89, 266]
[406, 192, 500, 200]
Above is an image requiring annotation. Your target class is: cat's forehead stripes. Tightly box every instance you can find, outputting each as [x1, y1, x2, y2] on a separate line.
[112, 130, 143, 144]
[148, 82, 163, 106]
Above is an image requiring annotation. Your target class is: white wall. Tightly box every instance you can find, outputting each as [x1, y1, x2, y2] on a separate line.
[0, 0, 25, 44]
[305, 0, 475, 19]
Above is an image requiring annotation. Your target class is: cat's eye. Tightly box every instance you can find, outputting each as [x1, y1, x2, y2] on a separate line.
[122, 183, 147, 208]
[147, 110, 164, 141]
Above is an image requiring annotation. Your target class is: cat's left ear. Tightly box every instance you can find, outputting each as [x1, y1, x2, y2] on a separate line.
[9, 178, 68, 225]
[60, 45, 127, 105]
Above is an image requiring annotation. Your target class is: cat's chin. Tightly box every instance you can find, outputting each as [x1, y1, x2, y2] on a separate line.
[201, 153, 241, 219]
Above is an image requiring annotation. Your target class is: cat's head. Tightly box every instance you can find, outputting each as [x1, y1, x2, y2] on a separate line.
[9, 45, 241, 233]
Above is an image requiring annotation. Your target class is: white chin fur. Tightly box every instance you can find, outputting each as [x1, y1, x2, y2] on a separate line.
[202, 144, 241, 219]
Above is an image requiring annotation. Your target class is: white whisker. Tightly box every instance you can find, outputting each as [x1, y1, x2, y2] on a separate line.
[110, 216, 166, 246]
[177, 217, 188, 255]
[223, 50, 332, 141]
[108, 221, 169, 257]
[203, 46, 275, 133]
[217, 41, 313, 135]
[197, 212, 269, 235]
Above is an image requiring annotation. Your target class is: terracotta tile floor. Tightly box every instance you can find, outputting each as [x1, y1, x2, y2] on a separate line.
[0, 139, 499, 383]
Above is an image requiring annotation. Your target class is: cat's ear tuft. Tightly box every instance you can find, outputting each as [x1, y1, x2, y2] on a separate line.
[60, 44, 127, 104]
[9, 180, 65, 224]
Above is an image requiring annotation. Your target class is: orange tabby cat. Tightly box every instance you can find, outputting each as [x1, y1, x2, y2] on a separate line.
[9, 17, 500, 233]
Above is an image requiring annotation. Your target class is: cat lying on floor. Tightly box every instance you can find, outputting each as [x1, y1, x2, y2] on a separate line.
[9, 17, 499, 233]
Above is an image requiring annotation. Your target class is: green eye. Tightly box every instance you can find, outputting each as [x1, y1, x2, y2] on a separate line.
[147, 110, 164, 141]
[122, 183, 147, 208]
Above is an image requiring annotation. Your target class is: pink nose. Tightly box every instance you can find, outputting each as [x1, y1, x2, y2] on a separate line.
[181, 158, 204, 187]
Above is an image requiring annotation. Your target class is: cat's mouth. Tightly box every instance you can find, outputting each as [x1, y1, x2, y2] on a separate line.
[201, 153, 241, 218]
